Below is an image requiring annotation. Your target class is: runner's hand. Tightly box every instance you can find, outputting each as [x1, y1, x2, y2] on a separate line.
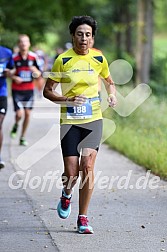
[68, 95, 86, 106]
[3, 68, 12, 78]
[107, 94, 117, 107]
[29, 66, 41, 78]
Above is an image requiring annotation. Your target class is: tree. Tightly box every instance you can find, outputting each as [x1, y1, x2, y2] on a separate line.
[135, 0, 154, 84]
[0, 0, 61, 45]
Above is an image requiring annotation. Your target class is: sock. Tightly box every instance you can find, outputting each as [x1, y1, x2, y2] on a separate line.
[78, 214, 87, 218]
[62, 189, 72, 199]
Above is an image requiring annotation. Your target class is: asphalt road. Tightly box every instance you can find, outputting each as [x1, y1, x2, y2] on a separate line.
[0, 97, 167, 252]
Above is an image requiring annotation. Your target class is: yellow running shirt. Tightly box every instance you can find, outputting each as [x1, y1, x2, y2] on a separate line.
[49, 48, 110, 124]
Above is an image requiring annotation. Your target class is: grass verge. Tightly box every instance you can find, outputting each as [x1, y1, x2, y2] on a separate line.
[103, 94, 167, 180]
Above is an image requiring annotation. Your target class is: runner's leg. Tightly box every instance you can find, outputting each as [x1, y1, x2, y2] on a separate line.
[79, 149, 97, 215]
[62, 156, 80, 195]
[20, 108, 31, 138]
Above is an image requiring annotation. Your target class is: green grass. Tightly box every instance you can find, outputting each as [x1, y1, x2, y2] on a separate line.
[103, 94, 167, 180]
[102, 34, 167, 180]
[153, 34, 167, 56]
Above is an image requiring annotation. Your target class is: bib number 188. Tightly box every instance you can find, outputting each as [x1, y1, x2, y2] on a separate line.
[67, 101, 92, 119]
[73, 106, 86, 114]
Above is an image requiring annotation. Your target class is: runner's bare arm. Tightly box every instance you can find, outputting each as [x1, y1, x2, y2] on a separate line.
[104, 75, 116, 95]
[43, 78, 86, 105]
[43, 78, 67, 103]
[29, 66, 41, 78]
[103, 75, 117, 107]
[4, 68, 16, 78]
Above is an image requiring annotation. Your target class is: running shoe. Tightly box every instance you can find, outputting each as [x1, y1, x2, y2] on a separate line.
[0, 160, 5, 169]
[57, 191, 72, 219]
[77, 215, 94, 234]
[10, 124, 18, 138]
[20, 137, 28, 146]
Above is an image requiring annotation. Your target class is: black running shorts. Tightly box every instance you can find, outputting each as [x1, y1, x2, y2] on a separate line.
[0, 96, 7, 115]
[60, 119, 103, 157]
[12, 90, 34, 111]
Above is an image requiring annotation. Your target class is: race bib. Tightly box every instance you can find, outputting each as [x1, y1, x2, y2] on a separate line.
[67, 100, 92, 119]
[19, 70, 32, 82]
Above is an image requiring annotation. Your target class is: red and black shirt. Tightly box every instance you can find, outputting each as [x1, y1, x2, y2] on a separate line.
[12, 51, 40, 91]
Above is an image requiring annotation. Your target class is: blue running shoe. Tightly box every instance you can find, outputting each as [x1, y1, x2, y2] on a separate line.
[77, 215, 94, 234]
[57, 192, 71, 219]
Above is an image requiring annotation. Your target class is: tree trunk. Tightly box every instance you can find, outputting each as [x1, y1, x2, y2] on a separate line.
[136, 0, 154, 85]
[125, 4, 133, 55]
[116, 31, 122, 58]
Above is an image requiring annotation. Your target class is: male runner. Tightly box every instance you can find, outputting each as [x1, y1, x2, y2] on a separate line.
[10, 34, 41, 146]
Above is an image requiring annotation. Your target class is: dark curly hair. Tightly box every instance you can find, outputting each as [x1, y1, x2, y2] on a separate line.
[69, 16, 97, 36]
